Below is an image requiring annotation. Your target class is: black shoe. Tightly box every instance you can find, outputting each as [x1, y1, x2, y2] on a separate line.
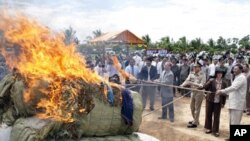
[170, 119, 174, 122]
[150, 108, 154, 111]
[213, 132, 220, 137]
[187, 124, 197, 128]
[205, 130, 212, 134]
[188, 121, 193, 124]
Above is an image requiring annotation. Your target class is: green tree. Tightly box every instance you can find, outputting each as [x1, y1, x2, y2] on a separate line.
[207, 38, 215, 48]
[239, 35, 250, 49]
[228, 37, 239, 49]
[64, 26, 79, 45]
[232, 38, 239, 44]
[84, 36, 93, 44]
[189, 38, 202, 52]
[175, 36, 188, 52]
[161, 36, 171, 47]
[142, 34, 152, 48]
[156, 36, 173, 50]
[206, 38, 217, 53]
[92, 29, 102, 38]
[216, 36, 227, 49]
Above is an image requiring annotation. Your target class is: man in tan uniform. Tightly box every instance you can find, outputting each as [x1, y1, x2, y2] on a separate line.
[180, 60, 206, 128]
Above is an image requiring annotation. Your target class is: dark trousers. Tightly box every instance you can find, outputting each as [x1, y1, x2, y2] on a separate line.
[204, 100, 222, 133]
[173, 79, 178, 96]
[246, 92, 250, 112]
[162, 97, 174, 120]
[141, 85, 156, 109]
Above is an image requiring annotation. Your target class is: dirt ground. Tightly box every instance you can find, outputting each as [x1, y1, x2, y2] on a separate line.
[138, 93, 250, 141]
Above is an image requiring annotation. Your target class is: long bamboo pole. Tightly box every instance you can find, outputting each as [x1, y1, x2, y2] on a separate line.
[125, 80, 211, 93]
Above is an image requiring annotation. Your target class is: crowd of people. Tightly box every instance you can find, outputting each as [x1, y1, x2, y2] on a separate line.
[84, 50, 250, 140]
[1, 50, 250, 140]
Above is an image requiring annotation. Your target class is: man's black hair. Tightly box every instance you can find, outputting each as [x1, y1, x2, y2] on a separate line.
[234, 64, 243, 71]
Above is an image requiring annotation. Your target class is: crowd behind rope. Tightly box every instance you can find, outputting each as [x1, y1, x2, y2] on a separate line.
[0, 51, 250, 140]
[83, 51, 250, 140]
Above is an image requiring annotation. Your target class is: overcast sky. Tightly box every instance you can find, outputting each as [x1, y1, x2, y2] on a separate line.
[1, 0, 250, 43]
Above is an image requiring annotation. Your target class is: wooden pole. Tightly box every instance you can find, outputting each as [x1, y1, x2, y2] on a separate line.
[126, 80, 212, 93]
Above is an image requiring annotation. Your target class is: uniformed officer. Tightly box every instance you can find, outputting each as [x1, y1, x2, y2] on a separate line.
[180, 60, 206, 128]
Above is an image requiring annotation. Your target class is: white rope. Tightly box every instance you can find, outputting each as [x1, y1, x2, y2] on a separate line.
[142, 91, 192, 118]
[124, 80, 211, 93]
[126, 85, 138, 90]
[124, 81, 209, 118]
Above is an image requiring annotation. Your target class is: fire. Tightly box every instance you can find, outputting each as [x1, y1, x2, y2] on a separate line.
[112, 56, 136, 81]
[0, 14, 105, 122]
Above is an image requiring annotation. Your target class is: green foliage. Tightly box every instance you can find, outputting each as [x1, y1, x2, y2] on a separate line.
[231, 48, 237, 54]
[239, 35, 250, 49]
[142, 34, 155, 48]
[142, 34, 151, 44]
[92, 29, 102, 38]
[84, 30, 249, 54]
[64, 26, 79, 45]
[156, 36, 172, 50]
[145, 35, 250, 53]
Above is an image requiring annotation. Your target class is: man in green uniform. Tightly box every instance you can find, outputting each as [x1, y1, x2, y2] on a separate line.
[180, 60, 206, 128]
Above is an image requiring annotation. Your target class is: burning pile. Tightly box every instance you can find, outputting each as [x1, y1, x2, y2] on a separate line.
[0, 13, 143, 141]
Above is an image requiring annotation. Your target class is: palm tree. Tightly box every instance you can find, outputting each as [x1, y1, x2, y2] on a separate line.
[176, 36, 188, 52]
[142, 34, 151, 47]
[92, 29, 102, 38]
[232, 38, 239, 44]
[216, 36, 227, 49]
[157, 36, 173, 50]
[84, 36, 93, 44]
[206, 38, 216, 53]
[190, 38, 202, 51]
[239, 35, 250, 49]
[64, 26, 79, 45]
[207, 38, 215, 48]
[229, 37, 239, 49]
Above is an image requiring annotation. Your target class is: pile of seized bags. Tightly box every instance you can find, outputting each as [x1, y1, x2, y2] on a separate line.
[0, 69, 143, 141]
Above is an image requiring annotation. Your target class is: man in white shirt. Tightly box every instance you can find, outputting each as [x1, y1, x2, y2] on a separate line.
[208, 58, 218, 78]
[106, 59, 118, 78]
[125, 59, 140, 78]
[94, 62, 106, 77]
[152, 57, 162, 78]
[138, 56, 158, 111]
[138, 56, 147, 72]
[216, 64, 247, 140]
[125, 59, 140, 92]
[133, 53, 142, 67]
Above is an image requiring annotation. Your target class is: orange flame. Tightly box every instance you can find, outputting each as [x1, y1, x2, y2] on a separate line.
[0, 13, 105, 122]
[111, 56, 136, 81]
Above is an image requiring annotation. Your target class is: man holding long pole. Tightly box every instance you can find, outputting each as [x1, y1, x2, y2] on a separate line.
[158, 62, 174, 122]
[138, 56, 158, 111]
[180, 60, 206, 128]
[216, 64, 247, 141]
